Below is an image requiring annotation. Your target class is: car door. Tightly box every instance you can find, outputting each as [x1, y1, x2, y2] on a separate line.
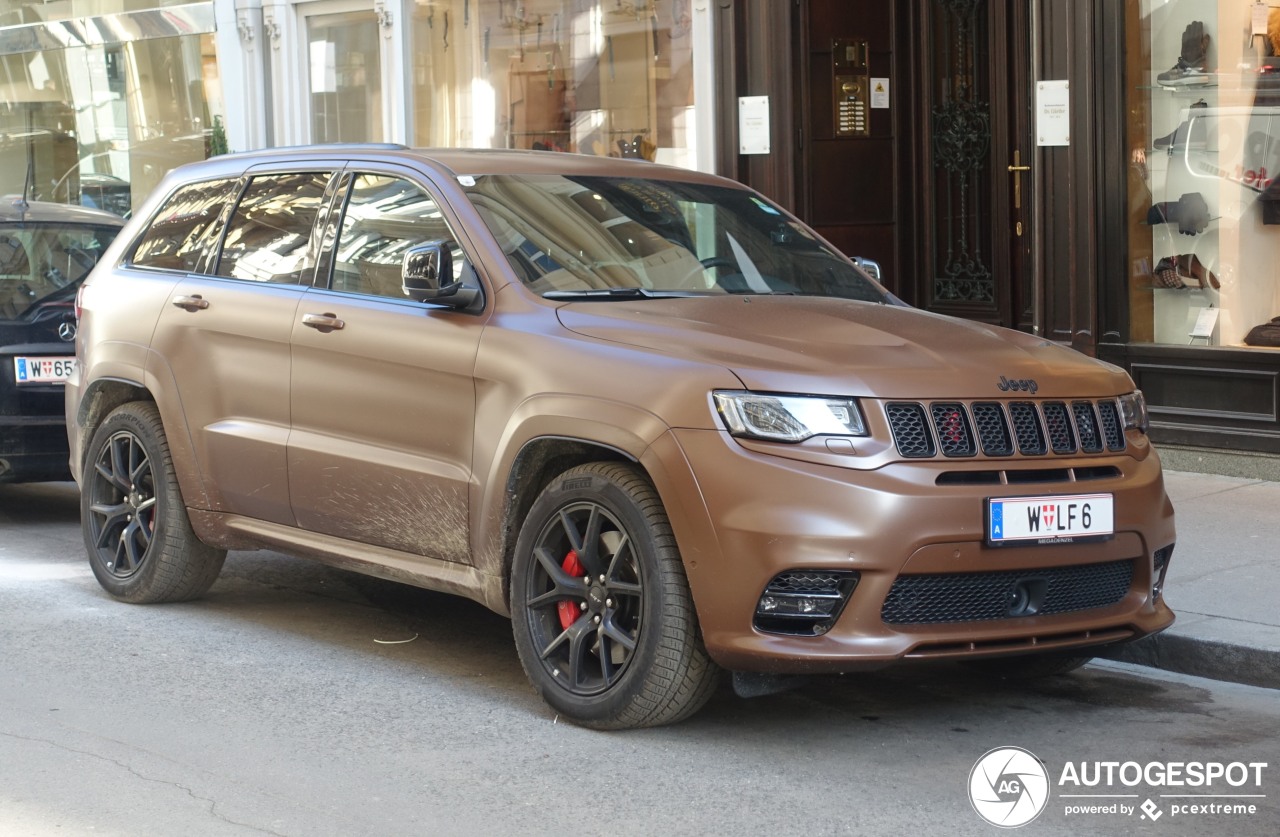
[146, 167, 340, 523]
[287, 167, 486, 563]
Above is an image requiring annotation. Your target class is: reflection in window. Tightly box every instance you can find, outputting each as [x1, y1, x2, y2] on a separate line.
[308, 11, 383, 143]
[132, 178, 240, 272]
[0, 31, 223, 217]
[463, 174, 885, 301]
[410, 1, 697, 167]
[216, 173, 332, 284]
[332, 173, 465, 298]
[0, 223, 120, 320]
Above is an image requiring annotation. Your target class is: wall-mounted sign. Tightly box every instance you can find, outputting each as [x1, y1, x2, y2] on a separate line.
[871, 78, 890, 109]
[1037, 80, 1070, 146]
[739, 95, 770, 155]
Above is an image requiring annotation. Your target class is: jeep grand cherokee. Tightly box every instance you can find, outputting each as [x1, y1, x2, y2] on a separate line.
[67, 146, 1175, 728]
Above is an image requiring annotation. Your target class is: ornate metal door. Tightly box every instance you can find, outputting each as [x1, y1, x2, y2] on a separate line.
[923, 0, 1033, 330]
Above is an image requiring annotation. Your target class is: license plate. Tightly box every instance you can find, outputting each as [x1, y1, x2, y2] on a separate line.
[987, 493, 1114, 546]
[13, 356, 75, 385]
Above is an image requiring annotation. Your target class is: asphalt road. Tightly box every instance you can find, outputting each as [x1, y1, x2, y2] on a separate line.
[2, 482, 1277, 837]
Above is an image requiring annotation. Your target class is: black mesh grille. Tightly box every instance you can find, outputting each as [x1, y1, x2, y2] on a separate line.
[881, 560, 1134, 624]
[971, 403, 1014, 456]
[930, 403, 977, 457]
[1073, 402, 1104, 453]
[1042, 402, 1076, 454]
[1009, 402, 1047, 455]
[1097, 400, 1125, 451]
[887, 403, 934, 457]
[765, 572, 846, 595]
[887, 400, 1128, 459]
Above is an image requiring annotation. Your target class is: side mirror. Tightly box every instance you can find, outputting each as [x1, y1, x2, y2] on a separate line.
[402, 241, 481, 310]
[853, 256, 882, 281]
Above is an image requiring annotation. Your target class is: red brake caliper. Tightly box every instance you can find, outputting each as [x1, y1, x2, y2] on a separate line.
[558, 550, 585, 630]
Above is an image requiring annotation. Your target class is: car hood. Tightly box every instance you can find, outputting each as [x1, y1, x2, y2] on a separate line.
[555, 296, 1132, 399]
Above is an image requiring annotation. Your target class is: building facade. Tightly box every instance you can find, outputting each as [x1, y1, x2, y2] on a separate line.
[4, 0, 1279, 456]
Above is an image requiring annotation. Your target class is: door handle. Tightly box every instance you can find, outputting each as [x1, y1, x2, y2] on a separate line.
[171, 294, 209, 311]
[1007, 149, 1031, 211]
[301, 312, 345, 332]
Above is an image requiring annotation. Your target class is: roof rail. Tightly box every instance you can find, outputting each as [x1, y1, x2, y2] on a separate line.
[223, 142, 411, 156]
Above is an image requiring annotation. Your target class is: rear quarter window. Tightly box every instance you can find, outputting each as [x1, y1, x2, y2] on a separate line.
[130, 178, 242, 273]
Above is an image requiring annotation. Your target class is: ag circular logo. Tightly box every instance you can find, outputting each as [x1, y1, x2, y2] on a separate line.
[968, 746, 1050, 828]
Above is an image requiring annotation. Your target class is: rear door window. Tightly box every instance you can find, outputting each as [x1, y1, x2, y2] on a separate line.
[130, 178, 241, 273]
[215, 172, 335, 285]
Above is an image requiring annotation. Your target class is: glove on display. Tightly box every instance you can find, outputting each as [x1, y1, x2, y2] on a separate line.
[1146, 192, 1210, 235]
[1157, 21, 1211, 87]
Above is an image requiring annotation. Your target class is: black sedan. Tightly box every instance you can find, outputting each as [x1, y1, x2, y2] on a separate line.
[1, 197, 122, 483]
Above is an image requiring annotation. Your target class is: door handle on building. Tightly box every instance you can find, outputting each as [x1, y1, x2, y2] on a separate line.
[1008, 149, 1031, 236]
[1007, 149, 1031, 210]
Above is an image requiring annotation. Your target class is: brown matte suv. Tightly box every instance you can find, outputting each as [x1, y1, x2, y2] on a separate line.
[67, 145, 1175, 729]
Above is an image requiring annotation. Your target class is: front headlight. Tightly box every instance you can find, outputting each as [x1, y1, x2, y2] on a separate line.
[1118, 390, 1148, 433]
[713, 391, 867, 442]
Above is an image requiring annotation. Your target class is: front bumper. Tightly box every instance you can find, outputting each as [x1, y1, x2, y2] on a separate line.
[645, 428, 1176, 673]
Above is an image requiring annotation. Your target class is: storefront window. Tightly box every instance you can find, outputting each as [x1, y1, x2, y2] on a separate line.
[1126, 0, 1280, 348]
[0, 1, 196, 25]
[307, 10, 383, 144]
[0, 6, 221, 218]
[410, 0, 697, 167]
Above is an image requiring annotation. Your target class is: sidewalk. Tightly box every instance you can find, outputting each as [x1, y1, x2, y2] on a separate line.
[1100, 470, 1280, 690]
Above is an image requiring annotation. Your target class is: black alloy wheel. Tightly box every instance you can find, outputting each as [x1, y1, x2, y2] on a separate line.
[511, 462, 720, 729]
[82, 402, 225, 603]
[86, 428, 157, 580]
[522, 499, 644, 696]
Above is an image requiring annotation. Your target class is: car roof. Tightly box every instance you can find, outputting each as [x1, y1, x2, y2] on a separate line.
[0, 196, 126, 226]
[209, 144, 736, 188]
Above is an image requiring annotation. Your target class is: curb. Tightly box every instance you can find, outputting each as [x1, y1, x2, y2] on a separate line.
[1101, 632, 1280, 691]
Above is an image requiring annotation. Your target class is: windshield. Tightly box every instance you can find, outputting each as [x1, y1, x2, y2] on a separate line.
[462, 174, 888, 302]
[0, 223, 120, 320]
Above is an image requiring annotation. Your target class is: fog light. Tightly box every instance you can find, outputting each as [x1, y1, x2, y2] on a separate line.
[754, 570, 859, 636]
[1152, 544, 1174, 601]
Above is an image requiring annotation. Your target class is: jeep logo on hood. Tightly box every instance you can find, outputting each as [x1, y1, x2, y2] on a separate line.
[997, 376, 1038, 394]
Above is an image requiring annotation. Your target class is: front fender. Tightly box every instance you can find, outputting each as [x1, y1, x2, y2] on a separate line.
[470, 394, 672, 587]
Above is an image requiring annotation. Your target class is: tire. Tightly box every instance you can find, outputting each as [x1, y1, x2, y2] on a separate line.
[510, 462, 720, 729]
[964, 653, 1093, 681]
[81, 402, 226, 603]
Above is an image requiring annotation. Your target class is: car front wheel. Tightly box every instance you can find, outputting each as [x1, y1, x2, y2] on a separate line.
[511, 462, 720, 729]
[82, 401, 226, 603]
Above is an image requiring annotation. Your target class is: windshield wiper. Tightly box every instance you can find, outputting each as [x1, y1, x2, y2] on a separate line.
[542, 288, 697, 301]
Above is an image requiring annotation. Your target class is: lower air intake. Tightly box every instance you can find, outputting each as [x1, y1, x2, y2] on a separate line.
[881, 560, 1133, 624]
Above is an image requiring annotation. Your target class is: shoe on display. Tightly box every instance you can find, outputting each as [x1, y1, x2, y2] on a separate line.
[1153, 99, 1209, 150]
[1157, 58, 1211, 86]
[1157, 21, 1212, 87]
[1151, 254, 1219, 291]
[1146, 192, 1211, 235]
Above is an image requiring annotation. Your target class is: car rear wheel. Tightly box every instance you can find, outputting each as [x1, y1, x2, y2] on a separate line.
[511, 462, 720, 729]
[964, 653, 1093, 680]
[82, 401, 225, 603]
